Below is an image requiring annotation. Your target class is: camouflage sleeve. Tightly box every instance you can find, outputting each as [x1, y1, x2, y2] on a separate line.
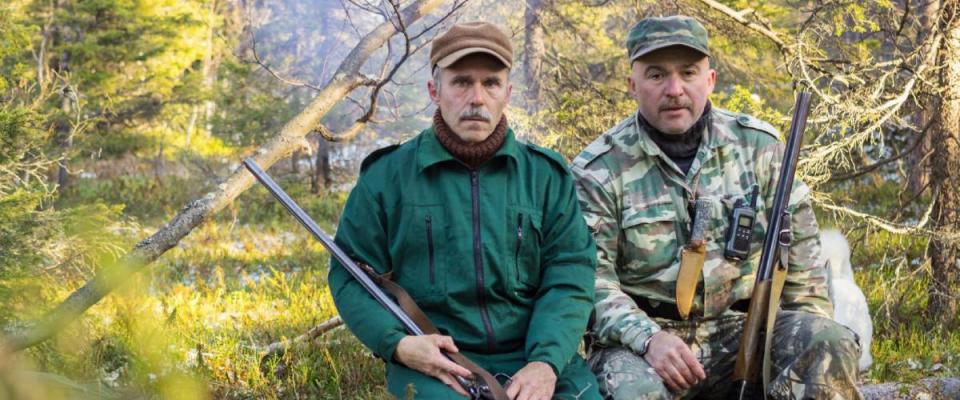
[572, 160, 663, 353]
[756, 142, 833, 318]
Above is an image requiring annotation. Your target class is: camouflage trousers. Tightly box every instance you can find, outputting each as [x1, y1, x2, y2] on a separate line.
[587, 310, 863, 400]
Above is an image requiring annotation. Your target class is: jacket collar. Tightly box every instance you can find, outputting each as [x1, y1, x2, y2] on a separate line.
[417, 125, 521, 172]
[633, 107, 737, 157]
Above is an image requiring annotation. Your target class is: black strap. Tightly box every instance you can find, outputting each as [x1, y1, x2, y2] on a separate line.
[634, 297, 750, 320]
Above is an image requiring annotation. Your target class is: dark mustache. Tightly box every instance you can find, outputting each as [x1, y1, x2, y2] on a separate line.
[459, 106, 492, 122]
[659, 99, 692, 111]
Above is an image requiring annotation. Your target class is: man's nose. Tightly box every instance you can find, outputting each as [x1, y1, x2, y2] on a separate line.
[468, 82, 486, 105]
[664, 75, 684, 97]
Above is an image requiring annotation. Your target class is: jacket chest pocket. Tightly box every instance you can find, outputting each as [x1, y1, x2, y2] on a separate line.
[619, 203, 680, 279]
[394, 205, 447, 299]
[506, 206, 543, 295]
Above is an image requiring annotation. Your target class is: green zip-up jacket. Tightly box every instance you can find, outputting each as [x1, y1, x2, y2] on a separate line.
[328, 126, 597, 375]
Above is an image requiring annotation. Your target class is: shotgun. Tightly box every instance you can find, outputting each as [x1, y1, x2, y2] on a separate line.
[730, 92, 813, 399]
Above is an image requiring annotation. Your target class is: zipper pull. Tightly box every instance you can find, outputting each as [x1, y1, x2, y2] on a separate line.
[517, 213, 523, 241]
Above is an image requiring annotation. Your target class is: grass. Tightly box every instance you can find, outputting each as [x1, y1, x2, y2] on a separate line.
[1, 173, 958, 398]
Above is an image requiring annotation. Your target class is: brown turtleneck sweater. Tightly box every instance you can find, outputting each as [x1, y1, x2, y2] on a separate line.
[433, 109, 507, 169]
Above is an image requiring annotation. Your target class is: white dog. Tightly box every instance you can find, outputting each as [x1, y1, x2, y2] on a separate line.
[818, 229, 873, 372]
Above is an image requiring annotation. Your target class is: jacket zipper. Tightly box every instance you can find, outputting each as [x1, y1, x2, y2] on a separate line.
[471, 170, 496, 352]
[515, 213, 524, 283]
[426, 215, 435, 285]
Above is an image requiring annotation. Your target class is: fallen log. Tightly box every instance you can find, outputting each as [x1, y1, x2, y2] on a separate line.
[860, 378, 960, 400]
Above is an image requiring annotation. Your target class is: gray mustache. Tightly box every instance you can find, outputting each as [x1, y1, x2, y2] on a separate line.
[460, 107, 492, 122]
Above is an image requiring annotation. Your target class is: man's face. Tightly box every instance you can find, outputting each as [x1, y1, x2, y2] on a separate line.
[628, 46, 716, 135]
[428, 53, 512, 143]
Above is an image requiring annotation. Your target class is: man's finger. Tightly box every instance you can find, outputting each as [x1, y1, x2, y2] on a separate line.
[663, 363, 690, 391]
[658, 368, 679, 392]
[517, 383, 547, 400]
[680, 348, 706, 381]
[670, 352, 697, 387]
[436, 335, 460, 353]
[505, 378, 521, 399]
[437, 372, 470, 397]
[437, 357, 473, 378]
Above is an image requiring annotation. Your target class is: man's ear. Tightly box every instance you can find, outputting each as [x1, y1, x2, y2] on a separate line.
[627, 61, 640, 100]
[706, 68, 717, 93]
[427, 78, 440, 104]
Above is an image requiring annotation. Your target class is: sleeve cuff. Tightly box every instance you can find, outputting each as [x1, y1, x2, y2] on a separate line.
[527, 354, 563, 377]
[624, 325, 662, 355]
[375, 329, 408, 362]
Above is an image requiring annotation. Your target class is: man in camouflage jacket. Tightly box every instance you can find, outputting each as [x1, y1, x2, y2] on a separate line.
[571, 15, 863, 399]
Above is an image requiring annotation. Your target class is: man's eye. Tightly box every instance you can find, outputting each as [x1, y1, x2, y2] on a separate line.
[484, 81, 501, 88]
[648, 73, 662, 80]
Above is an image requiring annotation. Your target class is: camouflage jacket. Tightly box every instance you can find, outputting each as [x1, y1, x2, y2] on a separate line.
[571, 108, 832, 353]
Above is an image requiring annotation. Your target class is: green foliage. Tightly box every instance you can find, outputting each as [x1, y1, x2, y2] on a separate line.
[0, 189, 53, 273]
[0, 2, 35, 93]
[58, 176, 199, 222]
[0, 106, 48, 166]
[209, 59, 300, 148]
[0, 105, 56, 274]
[711, 85, 787, 133]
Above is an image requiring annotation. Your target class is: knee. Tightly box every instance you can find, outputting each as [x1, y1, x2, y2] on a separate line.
[385, 362, 463, 399]
[810, 320, 861, 361]
[591, 348, 671, 400]
[606, 379, 670, 400]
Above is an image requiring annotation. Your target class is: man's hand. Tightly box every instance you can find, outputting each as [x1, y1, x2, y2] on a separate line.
[394, 335, 473, 397]
[643, 331, 706, 392]
[505, 361, 556, 400]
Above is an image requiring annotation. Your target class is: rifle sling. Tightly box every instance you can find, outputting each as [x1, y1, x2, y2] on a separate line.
[761, 227, 791, 394]
[358, 263, 510, 400]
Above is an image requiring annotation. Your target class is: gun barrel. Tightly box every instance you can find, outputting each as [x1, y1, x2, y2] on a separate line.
[754, 92, 811, 283]
[731, 92, 813, 399]
[242, 158, 424, 336]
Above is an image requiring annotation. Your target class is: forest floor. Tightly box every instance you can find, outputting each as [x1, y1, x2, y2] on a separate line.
[1, 173, 958, 399]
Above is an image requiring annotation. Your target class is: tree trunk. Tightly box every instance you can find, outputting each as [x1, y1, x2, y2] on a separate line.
[928, 0, 960, 325]
[311, 138, 331, 193]
[908, 0, 941, 195]
[522, 0, 546, 115]
[56, 86, 73, 193]
[154, 144, 165, 180]
[4, 0, 448, 352]
[291, 150, 301, 173]
[53, 0, 72, 194]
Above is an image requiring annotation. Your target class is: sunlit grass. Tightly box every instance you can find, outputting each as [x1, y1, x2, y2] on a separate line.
[848, 229, 960, 384]
[3, 174, 958, 398]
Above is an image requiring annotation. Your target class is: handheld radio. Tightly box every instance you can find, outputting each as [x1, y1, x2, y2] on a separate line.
[723, 184, 759, 260]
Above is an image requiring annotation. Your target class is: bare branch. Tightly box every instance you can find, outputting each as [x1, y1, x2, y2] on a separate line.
[5, 0, 449, 352]
[246, 27, 324, 91]
[817, 191, 958, 243]
[259, 316, 344, 373]
[826, 116, 936, 183]
[697, 0, 788, 53]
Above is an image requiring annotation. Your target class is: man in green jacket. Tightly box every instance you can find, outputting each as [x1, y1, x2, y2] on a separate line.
[329, 22, 601, 399]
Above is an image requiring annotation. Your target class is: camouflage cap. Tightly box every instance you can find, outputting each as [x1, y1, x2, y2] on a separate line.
[626, 15, 710, 61]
